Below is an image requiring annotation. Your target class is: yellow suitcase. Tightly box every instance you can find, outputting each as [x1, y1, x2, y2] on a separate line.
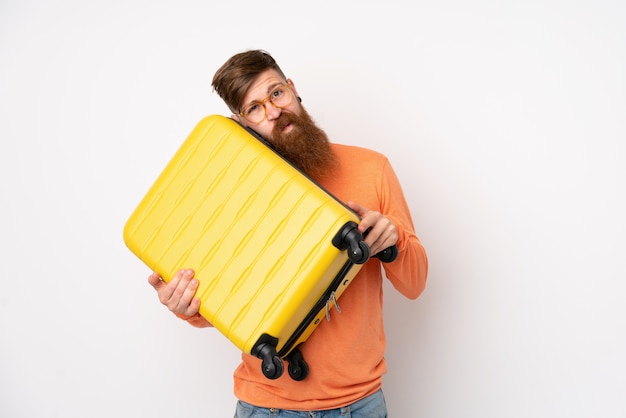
[123, 115, 396, 380]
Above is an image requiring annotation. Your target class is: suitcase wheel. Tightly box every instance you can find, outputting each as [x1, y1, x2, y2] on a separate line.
[285, 347, 309, 381]
[262, 354, 284, 380]
[253, 339, 284, 380]
[349, 240, 370, 264]
[375, 244, 399, 263]
[332, 221, 370, 264]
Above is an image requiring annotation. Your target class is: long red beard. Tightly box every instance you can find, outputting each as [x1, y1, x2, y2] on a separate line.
[269, 107, 337, 179]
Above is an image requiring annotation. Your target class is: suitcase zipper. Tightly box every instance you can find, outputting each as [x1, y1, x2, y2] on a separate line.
[325, 291, 341, 321]
[277, 260, 353, 358]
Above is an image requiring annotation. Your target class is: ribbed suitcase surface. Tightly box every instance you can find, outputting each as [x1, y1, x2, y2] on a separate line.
[124, 115, 364, 373]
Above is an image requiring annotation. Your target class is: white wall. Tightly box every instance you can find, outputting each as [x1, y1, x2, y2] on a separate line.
[1, 1, 624, 417]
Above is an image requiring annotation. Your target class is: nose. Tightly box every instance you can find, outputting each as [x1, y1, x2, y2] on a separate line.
[264, 101, 282, 121]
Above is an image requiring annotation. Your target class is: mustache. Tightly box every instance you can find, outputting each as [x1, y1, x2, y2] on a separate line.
[271, 111, 299, 137]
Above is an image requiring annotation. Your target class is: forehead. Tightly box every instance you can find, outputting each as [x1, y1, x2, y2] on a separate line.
[242, 69, 286, 104]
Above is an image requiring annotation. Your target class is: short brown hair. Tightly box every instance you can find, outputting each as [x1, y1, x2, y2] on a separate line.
[211, 49, 287, 113]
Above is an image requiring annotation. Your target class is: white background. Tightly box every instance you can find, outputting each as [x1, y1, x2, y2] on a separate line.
[1, 1, 625, 417]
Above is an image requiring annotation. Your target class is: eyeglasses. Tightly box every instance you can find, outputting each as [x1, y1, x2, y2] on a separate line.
[238, 83, 294, 124]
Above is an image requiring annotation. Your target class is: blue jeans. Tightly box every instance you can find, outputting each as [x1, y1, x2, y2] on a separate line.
[234, 389, 387, 417]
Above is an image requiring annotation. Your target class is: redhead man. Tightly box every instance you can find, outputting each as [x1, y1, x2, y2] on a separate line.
[148, 49, 428, 417]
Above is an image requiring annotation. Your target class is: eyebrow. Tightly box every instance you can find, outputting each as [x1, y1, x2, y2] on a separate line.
[266, 81, 285, 94]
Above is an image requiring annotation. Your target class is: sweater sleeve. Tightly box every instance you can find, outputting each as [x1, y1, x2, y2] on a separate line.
[174, 312, 214, 328]
[379, 158, 428, 299]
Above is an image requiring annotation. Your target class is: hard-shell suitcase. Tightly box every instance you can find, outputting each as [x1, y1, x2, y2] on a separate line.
[123, 115, 396, 380]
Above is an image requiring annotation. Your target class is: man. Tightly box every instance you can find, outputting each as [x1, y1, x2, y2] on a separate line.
[148, 49, 428, 417]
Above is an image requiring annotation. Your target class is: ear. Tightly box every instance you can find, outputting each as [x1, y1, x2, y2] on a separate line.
[287, 78, 299, 98]
[230, 114, 244, 125]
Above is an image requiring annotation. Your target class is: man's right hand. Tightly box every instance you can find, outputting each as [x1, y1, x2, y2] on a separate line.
[147, 269, 211, 327]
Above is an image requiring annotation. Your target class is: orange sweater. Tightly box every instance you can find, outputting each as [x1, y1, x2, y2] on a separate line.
[228, 144, 428, 410]
[179, 144, 427, 408]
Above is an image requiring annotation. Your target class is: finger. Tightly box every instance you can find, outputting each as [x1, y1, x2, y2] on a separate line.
[370, 233, 396, 256]
[147, 271, 164, 290]
[347, 201, 376, 234]
[364, 220, 398, 255]
[347, 201, 367, 218]
[187, 295, 202, 316]
[170, 270, 202, 315]
[156, 270, 185, 307]
[363, 224, 384, 251]
[172, 276, 200, 314]
[157, 269, 189, 306]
